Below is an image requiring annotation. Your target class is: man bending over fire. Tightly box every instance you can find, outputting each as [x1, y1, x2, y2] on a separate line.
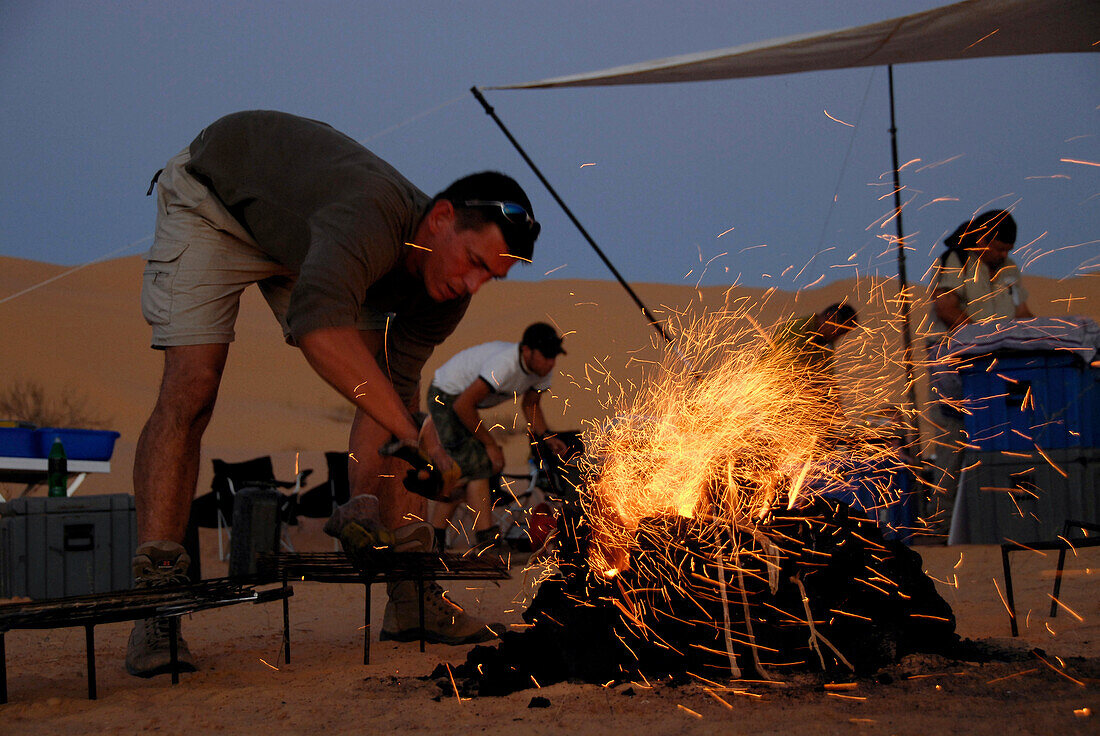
[131, 110, 539, 677]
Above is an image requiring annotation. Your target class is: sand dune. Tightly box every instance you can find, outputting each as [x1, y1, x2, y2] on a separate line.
[2, 256, 1099, 732]
[1, 254, 1096, 498]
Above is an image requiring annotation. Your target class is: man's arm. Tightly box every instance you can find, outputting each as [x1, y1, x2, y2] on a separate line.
[298, 325, 422, 447]
[933, 291, 969, 331]
[452, 378, 505, 473]
[522, 389, 567, 455]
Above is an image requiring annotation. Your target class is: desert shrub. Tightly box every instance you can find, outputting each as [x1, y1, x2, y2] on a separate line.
[0, 378, 105, 428]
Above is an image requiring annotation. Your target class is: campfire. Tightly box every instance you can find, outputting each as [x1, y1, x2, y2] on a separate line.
[449, 304, 957, 695]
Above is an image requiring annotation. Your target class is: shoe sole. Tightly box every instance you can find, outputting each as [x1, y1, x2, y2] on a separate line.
[126, 661, 199, 679]
[379, 627, 499, 646]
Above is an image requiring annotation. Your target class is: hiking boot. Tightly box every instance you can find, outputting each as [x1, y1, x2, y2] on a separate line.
[324, 495, 396, 568]
[380, 522, 500, 645]
[380, 579, 501, 645]
[391, 521, 435, 555]
[125, 541, 197, 678]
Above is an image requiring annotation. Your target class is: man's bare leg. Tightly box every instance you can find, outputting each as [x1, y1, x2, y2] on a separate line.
[128, 343, 227, 676]
[339, 328, 425, 530]
[134, 343, 229, 544]
[347, 408, 425, 530]
[464, 478, 494, 532]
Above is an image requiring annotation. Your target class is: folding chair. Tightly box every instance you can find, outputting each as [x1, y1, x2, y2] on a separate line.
[532, 431, 590, 578]
[488, 431, 585, 551]
[492, 456, 551, 549]
[296, 452, 351, 518]
[189, 456, 312, 561]
[297, 451, 351, 550]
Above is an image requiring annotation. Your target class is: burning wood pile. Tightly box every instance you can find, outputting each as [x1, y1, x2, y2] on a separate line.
[451, 305, 958, 695]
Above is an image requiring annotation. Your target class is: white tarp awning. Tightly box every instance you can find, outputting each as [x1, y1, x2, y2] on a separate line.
[490, 0, 1098, 90]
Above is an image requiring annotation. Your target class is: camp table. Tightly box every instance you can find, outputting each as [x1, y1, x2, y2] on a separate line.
[999, 520, 1100, 636]
[0, 577, 292, 702]
[259, 551, 510, 664]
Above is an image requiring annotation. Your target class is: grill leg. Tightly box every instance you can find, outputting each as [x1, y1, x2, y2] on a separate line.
[363, 584, 371, 665]
[417, 578, 426, 653]
[1, 631, 7, 705]
[169, 617, 180, 685]
[85, 625, 97, 700]
[1050, 546, 1068, 618]
[282, 576, 291, 664]
[1001, 546, 1018, 637]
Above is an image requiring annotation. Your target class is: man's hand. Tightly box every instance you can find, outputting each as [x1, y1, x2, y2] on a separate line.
[419, 416, 467, 499]
[485, 442, 505, 475]
[379, 435, 466, 501]
[417, 414, 451, 473]
[543, 434, 569, 457]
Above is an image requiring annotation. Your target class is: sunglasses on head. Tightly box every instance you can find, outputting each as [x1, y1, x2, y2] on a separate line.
[464, 200, 539, 235]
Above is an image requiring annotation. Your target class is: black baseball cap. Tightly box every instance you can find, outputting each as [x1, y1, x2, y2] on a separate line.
[521, 322, 566, 357]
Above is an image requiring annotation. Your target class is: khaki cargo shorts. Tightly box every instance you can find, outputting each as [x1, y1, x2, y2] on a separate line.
[142, 149, 388, 348]
[426, 386, 494, 481]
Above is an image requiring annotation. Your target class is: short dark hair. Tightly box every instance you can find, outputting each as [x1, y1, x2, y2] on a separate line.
[945, 209, 1017, 251]
[521, 322, 566, 358]
[433, 171, 539, 262]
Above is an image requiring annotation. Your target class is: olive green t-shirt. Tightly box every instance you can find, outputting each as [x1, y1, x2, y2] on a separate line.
[185, 110, 469, 402]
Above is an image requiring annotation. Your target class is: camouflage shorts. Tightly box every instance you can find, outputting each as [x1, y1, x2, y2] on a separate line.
[427, 386, 494, 480]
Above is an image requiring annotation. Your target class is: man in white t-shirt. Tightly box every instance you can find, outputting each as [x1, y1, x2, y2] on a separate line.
[427, 323, 568, 551]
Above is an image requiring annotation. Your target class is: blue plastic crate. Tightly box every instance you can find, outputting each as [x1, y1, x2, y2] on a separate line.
[958, 353, 1097, 452]
[0, 427, 37, 458]
[34, 428, 121, 461]
[819, 457, 917, 542]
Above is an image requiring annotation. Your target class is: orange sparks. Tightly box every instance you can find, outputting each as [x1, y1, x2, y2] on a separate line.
[964, 28, 1000, 50]
[445, 663, 463, 702]
[986, 668, 1038, 684]
[823, 109, 854, 127]
[580, 301, 910, 576]
[1047, 595, 1085, 622]
[703, 688, 734, 709]
[1032, 651, 1086, 688]
[1060, 158, 1100, 168]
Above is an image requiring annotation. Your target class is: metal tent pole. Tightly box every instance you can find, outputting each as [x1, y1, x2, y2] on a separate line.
[471, 86, 673, 345]
[887, 65, 923, 460]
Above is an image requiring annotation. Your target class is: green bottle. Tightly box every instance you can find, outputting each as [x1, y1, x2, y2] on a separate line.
[47, 436, 67, 498]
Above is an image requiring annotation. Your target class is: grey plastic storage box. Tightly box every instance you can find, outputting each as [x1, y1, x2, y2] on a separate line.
[0, 494, 136, 599]
[950, 448, 1100, 544]
[228, 486, 281, 579]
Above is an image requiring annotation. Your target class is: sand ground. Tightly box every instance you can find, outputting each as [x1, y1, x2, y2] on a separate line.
[1, 522, 1097, 736]
[2, 257, 1098, 733]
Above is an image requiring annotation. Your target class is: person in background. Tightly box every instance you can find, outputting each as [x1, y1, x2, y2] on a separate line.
[427, 323, 568, 554]
[925, 209, 1034, 539]
[775, 302, 860, 375]
[931, 209, 1033, 335]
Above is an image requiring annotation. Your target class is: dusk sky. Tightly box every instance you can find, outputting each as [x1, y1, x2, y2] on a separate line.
[2, 1, 1097, 291]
